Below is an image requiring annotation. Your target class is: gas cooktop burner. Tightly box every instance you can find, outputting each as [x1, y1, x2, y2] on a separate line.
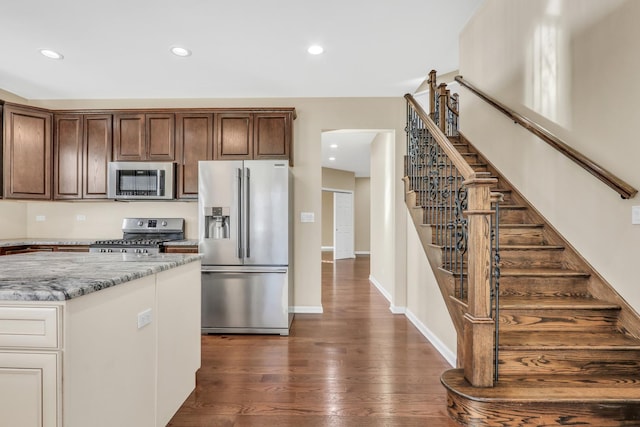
[89, 217, 185, 254]
[93, 238, 167, 246]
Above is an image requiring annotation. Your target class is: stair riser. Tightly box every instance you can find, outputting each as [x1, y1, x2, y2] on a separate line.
[499, 249, 565, 269]
[499, 309, 620, 332]
[446, 392, 640, 427]
[499, 349, 640, 376]
[425, 224, 540, 247]
[499, 276, 590, 298]
[499, 228, 544, 245]
[499, 208, 528, 223]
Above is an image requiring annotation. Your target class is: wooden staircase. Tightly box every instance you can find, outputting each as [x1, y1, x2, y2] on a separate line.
[405, 126, 640, 424]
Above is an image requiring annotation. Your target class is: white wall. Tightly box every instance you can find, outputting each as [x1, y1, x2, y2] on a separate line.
[405, 211, 457, 365]
[0, 201, 27, 238]
[370, 132, 401, 307]
[1, 96, 407, 314]
[354, 177, 371, 253]
[459, 0, 640, 312]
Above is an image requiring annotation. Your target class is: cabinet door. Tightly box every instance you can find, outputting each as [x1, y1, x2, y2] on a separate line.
[54, 114, 83, 199]
[216, 113, 253, 159]
[147, 113, 175, 160]
[253, 113, 291, 160]
[0, 351, 60, 427]
[3, 105, 52, 199]
[176, 113, 213, 198]
[83, 115, 112, 198]
[113, 113, 145, 160]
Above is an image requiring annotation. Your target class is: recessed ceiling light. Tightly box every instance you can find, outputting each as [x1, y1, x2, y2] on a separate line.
[170, 46, 192, 57]
[330, 144, 338, 149]
[307, 45, 324, 55]
[40, 49, 64, 60]
[329, 157, 336, 161]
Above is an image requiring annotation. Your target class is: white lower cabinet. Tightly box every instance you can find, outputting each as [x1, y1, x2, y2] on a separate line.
[0, 261, 201, 427]
[0, 351, 60, 427]
[0, 304, 62, 427]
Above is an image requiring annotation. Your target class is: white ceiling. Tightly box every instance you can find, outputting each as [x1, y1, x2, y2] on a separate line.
[322, 130, 380, 178]
[0, 0, 481, 177]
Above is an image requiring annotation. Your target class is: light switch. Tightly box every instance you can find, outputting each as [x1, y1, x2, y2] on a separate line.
[35, 215, 46, 222]
[300, 212, 315, 223]
[76, 214, 86, 221]
[632, 206, 640, 225]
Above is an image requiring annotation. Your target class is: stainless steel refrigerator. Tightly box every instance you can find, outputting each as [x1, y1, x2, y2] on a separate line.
[198, 160, 293, 335]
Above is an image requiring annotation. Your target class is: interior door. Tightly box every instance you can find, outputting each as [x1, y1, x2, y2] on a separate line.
[333, 191, 355, 260]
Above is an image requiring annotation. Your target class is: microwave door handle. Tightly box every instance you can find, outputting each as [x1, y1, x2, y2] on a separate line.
[237, 168, 243, 259]
[245, 167, 250, 259]
[156, 171, 162, 196]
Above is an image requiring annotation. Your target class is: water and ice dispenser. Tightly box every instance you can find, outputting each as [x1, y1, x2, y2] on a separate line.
[204, 207, 230, 239]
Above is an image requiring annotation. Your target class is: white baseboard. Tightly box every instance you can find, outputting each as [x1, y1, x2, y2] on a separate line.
[355, 251, 370, 255]
[390, 305, 406, 314]
[369, 274, 392, 302]
[292, 306, 324, 314]
[321, 246, 334, 251]
[369, 274, 407, 314]
[405, 308, 456, 368]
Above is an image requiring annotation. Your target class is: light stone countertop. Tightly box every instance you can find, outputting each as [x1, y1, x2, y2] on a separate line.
[0, 252, 202, 302]
[0, 239, 199, 247]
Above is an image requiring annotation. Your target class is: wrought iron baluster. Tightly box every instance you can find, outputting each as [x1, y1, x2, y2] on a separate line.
[491, 201, 501, 384]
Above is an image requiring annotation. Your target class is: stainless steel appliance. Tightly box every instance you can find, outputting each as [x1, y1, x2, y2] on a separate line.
[199, 160, 293, 335]
[90, 217, 185, 254]
[107, 162, 176, 200]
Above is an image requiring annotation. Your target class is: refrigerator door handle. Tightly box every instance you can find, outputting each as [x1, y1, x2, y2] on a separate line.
[201, 268, 288, 274]
[245, 167, 251, 258]
[237, 168, 243, 259]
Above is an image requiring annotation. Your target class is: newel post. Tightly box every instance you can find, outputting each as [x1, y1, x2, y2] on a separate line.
[437, 83, 448, 132]
[462, 176, 498, 387]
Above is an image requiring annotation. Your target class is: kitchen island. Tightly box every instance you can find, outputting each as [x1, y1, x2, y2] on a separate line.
[0, 252, 202, 427]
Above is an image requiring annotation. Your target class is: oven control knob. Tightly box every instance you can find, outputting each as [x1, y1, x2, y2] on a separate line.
[107, 248, 113, 253]
[121, 248, 126, 253]
[161, 221, 167, 227]
[137, 220, 144, 226]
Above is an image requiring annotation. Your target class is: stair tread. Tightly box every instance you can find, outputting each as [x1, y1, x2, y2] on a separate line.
[500, 268, 590, 277]
[441, 369, 640, 402]
[500, 244, 564, 250]
[500, 330, 640, 349]
[499, 295, 619, 310]
[500, 224, 544, 228]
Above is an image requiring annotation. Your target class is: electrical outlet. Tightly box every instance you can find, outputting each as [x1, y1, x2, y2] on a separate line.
[137, 308, 152, 329]
[76, 214, 86, 221]
[632, 206, 640, 225]
[35, 215, 46, 222]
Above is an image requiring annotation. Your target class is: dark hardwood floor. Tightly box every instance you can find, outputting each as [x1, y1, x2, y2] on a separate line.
[168, 253, 457, 426]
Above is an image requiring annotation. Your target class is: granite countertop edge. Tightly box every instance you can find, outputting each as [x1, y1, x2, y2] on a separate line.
[0, 239, 199, 247]
[0, 253, 202, 302]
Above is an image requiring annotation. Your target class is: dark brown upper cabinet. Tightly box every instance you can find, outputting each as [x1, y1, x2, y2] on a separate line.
[54, 114, 112, 200]
[254, 113, 291, 161]
[113, 113, 174, 161]
[216, 113, 253, 159]
[175, 113, 214, 199]
[216, 111, 293, 163]
[54, 114, 83, 199]
[3, 104, 52, 199]
[83, 115, 113, 198]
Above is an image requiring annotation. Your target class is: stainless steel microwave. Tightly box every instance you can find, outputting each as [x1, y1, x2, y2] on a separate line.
[107, 162, 175, 200]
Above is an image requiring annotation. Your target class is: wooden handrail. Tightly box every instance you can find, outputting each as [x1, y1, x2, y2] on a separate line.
[404, 93, 476, 180]
[455, 75, 637, 199]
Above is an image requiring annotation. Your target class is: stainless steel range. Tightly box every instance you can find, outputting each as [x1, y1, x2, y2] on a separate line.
[90, 218, 185, 254]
